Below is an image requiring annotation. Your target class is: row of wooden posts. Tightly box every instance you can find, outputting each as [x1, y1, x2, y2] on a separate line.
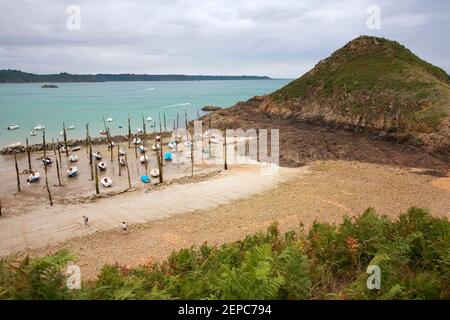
[5, 110, 226, 214]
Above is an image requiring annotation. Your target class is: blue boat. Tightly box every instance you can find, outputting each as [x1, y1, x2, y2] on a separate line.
[164, 152, 173, 161]
[141, 175, 150, 183]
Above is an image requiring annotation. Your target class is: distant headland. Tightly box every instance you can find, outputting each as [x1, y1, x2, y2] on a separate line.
[0, 69, 272, 83]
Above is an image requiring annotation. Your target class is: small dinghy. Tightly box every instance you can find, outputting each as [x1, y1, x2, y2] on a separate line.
[69, 155, 79, 162]
[97, 162, 107, 171]
[151, 143, 160, 151]
[119, 158, 127, 166]
[67, 166, 78, 177]
[132, 138, 141, 145]
[139, 155, 149, 163]
[7, 124, 19, 130]
[34, 124, 45, 131]
[119, 148, 126, 156]
[66, 125, 75, 130]
[150, 168, 160, 177]
[168, 141, 177, 149]
[184, 141, 192, 148]
[146, 116, 152, 122]
[99, 129, 108, 135]
[27, 171, 40, 183]
[30, 131, 37, 136]
[42, 157, 53, 165]
[141, 175, 150, 184]
[138, 145, 147, 153]
[106, 118, 113, 122]
[156, 135, 161, 142]
[92, 151, 103, 160]
[109, 141, 115, 148]
[164, 152, 173, 161]
[101, 177, 113, 188]
[71, 146, 81, 151]
[60, 146, 67, 153]
[59, 131, 64, 136]
[136, 128, 144, 134]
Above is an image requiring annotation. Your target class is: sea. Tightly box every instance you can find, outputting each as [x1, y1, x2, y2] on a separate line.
[0, 79, 290, 148]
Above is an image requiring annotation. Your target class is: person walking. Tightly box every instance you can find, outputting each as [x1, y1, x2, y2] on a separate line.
[121, 221, 128, 233]
[83, 216, 89, 228]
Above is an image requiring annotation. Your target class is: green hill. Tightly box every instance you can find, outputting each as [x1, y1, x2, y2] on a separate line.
[266, 36, 450, 134]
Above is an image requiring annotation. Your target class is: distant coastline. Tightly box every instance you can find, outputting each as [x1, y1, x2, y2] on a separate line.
[0, 69, 272, 83]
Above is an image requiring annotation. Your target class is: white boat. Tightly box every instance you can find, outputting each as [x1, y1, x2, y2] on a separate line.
[67, 167, 78, 177]
[34, 124, 45, 131]
[101, 177, 113, 187]
[156, 135, 161, 142]
[7, 124, 19, 130]
[59, 131, 64, 136]
[109, 141, 115, 148]
[42, 157, 53, 165]
[136, 128, 144, 134]
[168, 141, 177, 149]
[184, 141, 192, 148]
[27, 171, 40, 183]
[146, 116, 152, 122]
[119, 158, 127, 166]
[138, 145, 147, 153]
[99, 130, 108, 135]
[66, 125, 75, 130]
[97, 162, 107, 171]
[150, 168, 160, 177]
[106, 118, 113, 123]
[71, 146, 81, 151]
[151, 143, 160, 151]
[139, 155, 149, 163]
[119, 148, 126, 156]
[92, 151, 103, 160]
[69, 155, 79, 162]
[132, 138, 141, 145]
[30, 131, 37, 136]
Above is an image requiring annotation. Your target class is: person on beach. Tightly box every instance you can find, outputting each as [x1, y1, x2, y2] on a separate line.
[83, 216, 89, 228]
[121, 221, 128, 233]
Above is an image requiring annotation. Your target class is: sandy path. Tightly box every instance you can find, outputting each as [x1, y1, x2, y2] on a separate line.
[0, 164, 305, 257]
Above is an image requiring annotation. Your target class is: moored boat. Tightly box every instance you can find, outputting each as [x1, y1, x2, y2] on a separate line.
[27, 171, 40, 183]
[42, 157, 53, 165]
[69, 155, 79, 162]
[30, 131, 37, 136]
[132, 138, 141, 145]
[67, 166, 78, 177]
[150, 168, 159, 177]
[7, 124, 19, 130]
[93, 151, 103, 160]
[139, 155, 149, 163]
[34, 124, 45, 131]
[101, 177, 113, 187]
[97, 162, 107, 171]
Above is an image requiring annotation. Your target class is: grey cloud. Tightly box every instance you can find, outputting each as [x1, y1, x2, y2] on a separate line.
[0, 0, 449, 77]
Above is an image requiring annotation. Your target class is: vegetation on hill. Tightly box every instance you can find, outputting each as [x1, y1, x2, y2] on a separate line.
[0, 70, 271, 83]
[268, 36, 450, 133]
[0, 207, 448, 300]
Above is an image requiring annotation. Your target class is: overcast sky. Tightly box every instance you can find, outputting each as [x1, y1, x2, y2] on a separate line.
[0, 0, 449, 78]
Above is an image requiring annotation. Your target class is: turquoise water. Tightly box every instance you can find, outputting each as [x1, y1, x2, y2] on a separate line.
[0, 80, 290, 147]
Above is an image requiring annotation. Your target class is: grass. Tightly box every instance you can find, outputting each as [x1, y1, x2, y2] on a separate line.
[0, 207, 449, 300]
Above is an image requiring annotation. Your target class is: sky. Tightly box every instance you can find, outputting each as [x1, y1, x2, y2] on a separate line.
[0, 0, 449, 78]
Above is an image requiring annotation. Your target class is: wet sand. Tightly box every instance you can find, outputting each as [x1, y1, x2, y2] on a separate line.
[0, 137, 215, 216]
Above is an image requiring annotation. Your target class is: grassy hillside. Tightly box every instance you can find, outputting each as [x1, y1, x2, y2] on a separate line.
[269, 36, 450, 132]
[1, 208, 449, 300]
